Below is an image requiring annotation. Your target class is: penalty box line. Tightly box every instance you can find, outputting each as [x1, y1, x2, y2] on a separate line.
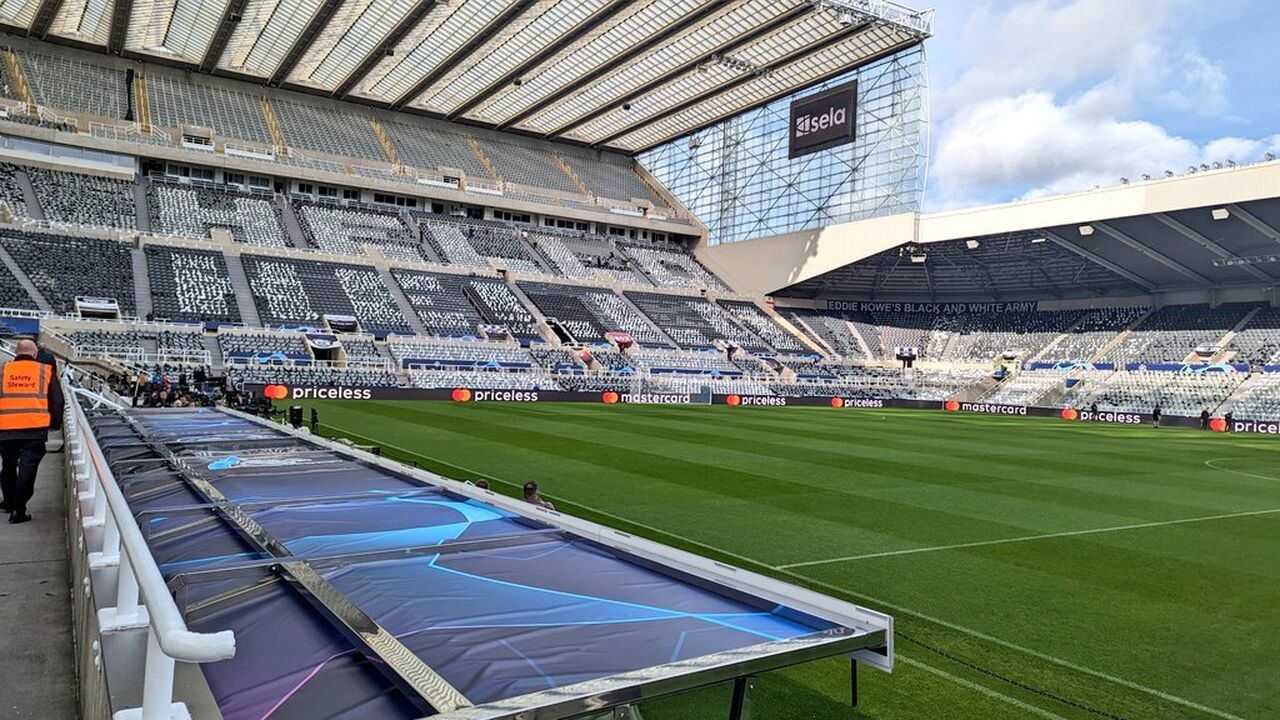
[777, 505, 1280, 569]
[317, 421, 1248, 720]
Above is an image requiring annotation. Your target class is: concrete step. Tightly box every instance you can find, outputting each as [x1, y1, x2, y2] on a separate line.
[504, 281, 559, 344]
[378, 267, 427, 336]
[617, 289, 678, 349]
[133, 179, 151, 233]
[277, 195, 309, 249]
[0, 243, 51, 311]
[222, 252, 263, 326]
[130, 247, 153, 319]
[14, 168, 43, 220]
[203, 333, 224, 372]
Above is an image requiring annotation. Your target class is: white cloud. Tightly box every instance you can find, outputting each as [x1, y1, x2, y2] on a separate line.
[923, 0, 1263, 209]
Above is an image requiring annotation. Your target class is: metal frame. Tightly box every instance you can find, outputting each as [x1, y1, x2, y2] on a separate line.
[73, 397, 892, 719]
[221, 406, 894, 718]
[639, 43, 929, 246]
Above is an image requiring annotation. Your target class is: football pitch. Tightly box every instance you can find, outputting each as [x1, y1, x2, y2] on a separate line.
[290, 400, 1280, 719]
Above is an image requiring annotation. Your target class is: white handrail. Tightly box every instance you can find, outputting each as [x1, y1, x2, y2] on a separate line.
[70, 385, 236, 662]
[66, 378, 234, 719]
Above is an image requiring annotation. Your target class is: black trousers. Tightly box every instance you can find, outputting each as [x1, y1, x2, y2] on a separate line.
[0, 438, 47, 514]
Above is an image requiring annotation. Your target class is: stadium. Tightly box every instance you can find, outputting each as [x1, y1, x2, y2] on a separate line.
[0, 0, 1275, 718]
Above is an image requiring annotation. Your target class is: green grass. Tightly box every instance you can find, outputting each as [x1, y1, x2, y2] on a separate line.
[290, 400, 1280, 719]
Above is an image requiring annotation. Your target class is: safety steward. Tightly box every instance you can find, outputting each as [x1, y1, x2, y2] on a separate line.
[0, 339, 62, 524]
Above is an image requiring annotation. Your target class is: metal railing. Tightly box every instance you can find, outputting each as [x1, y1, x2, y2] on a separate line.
[65, 375, 235, 719]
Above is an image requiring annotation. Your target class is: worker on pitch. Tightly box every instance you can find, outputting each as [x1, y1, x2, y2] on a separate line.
[0, 340, 63, 524]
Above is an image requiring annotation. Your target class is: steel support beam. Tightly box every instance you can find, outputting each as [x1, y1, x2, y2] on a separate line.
[199, 0, 249, 72]
[107, 0, 134, 55]
[547, 2, 813, 140]
[390, 0, 536, 110]
[497, 0, 733, 131]
[27, 0, 62, 39]
[332, 0, 437, 98]
[1227, 204, 1280, 246]
[268, 0, 342, 87]
[1153, 213, 1275, 282]
[1093, 221, 1212, 285]
[446, 0, 634, 122]
[592, 20, 874, 149]
[1041, 230, 1158, 291]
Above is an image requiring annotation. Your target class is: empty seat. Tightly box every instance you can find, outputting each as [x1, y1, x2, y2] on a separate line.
[27, 168, 135, 229]
[1, 230, 134, 314]
[149, 181, 288, 247]
[240, 255, 410, 335]
[145, 246, 241, 325]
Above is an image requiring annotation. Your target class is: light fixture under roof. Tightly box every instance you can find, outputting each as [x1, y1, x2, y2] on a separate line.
[1030, 237, 1047, 244]
[909, 254, 927, 264]
[1211, 208, 1230, 221]
[965, 239, 980, 249]
[1078, 225, 1094, 236]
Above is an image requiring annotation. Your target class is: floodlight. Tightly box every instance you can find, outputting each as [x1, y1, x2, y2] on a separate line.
[1078, 225, 1094, 236]
[1267, 152, 1276, 161]
[1213, 161, 1222, 169]
[1164, 170, 1174, 177]
[909, 254, 927, 264]
[1200, 164, 1210, 171]
[1141, 174, 1152, 181]
[965, 239, 980, 249]
[1120, 177, 1129, 184]
[1030, 237, 1047, 244]
[1211, 208, 1230, 221]
[688, 136, 702, 150]
[1187, 166, 1198, 174]
[1227, 160, 1236, 167]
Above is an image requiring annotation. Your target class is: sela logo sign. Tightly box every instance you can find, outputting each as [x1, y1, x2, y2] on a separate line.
[795, 107, 846, 136]
[789, 80, 857, 158]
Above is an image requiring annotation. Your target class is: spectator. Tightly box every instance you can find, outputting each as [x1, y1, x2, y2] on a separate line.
[522, 481, 555, 511]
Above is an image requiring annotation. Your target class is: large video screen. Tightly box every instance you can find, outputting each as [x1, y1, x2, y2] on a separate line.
[788, 80, 858, 158]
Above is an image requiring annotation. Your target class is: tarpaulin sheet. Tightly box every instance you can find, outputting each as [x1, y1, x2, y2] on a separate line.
[320, 539, 835, 705]
[90, 408, 859, 720]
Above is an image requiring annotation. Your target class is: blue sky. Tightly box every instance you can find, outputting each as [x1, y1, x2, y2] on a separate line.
[922, 0, 1279, 210]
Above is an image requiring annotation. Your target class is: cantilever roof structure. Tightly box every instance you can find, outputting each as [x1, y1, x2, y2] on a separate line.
[6, 0, 931, 152]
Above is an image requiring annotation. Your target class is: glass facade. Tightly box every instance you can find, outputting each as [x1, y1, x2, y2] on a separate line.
[639, 44, 928, 246]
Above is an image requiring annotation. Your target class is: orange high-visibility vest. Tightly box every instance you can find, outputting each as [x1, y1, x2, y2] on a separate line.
[0, 359, 52, 430]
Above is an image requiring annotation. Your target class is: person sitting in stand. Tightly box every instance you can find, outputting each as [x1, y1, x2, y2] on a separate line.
[522, 481, 555, 511]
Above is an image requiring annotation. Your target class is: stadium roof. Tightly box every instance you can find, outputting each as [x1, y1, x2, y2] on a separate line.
[697, 160, 1280, 300]
[7, 0, 931, 153]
